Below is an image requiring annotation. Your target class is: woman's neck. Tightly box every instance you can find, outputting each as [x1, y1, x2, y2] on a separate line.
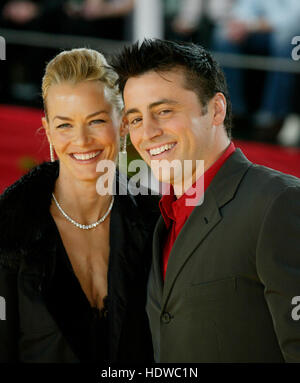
[52, 170, 113, 224]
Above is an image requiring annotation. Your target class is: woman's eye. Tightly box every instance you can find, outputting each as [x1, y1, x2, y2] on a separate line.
[56, 123, 72, 129]
[90, 119, 106, 125]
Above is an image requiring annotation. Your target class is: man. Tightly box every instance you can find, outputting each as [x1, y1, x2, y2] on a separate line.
[111, 39, 300, 362]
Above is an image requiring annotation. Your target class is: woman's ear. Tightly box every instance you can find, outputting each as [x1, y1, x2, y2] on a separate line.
[42, 116, 51, 143]
[119, 116, 129, 137]
[212, 92, 227, 127]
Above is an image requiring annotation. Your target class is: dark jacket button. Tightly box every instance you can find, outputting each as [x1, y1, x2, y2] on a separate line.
[161, 312, 172, 324]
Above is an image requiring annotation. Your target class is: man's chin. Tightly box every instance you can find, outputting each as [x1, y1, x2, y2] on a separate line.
[150, 172, 173, 186]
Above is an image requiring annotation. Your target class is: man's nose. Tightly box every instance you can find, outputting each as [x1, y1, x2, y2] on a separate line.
[142, 116, 163, 141]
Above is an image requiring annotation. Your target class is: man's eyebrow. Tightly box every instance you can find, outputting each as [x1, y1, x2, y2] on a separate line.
[53, 110, 108, 122]
[124, 99, 178, 117]
[149, 99, 179, 109]
[124, 108, 139, 117]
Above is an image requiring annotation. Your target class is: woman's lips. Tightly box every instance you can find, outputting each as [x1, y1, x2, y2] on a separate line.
[70, 150, 102, 163]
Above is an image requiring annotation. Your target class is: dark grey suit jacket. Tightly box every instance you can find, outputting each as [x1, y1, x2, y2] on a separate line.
[147, 149, 300, 362]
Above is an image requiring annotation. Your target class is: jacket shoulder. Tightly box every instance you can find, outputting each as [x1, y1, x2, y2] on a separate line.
[232, 162, 300, 227]
[245, 163, 300, 195]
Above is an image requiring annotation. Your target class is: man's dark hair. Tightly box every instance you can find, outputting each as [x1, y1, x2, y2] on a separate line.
[111, 39, 232, 138]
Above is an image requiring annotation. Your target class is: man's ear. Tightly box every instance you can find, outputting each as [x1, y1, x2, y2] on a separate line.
[42, 116, 51, 143]
[120, 116, 129, 137]
[212, 93, 227, 127]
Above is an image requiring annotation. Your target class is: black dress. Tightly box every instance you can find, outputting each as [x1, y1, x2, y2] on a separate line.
[47, 218, 109, 363]
[0, 161, 160, 362]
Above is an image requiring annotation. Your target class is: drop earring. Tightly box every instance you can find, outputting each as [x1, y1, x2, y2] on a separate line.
[118, 134, 128, 175]
[121, 134, 127, 154]
[50, 142, 55, 162]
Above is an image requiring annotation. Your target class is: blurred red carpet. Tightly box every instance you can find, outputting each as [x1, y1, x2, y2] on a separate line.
[0, 105, 300, 194]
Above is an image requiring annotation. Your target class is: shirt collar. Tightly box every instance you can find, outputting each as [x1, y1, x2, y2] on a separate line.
[159, 142, 236, 228]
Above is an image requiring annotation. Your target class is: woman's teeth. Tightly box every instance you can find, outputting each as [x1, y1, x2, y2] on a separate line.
[149, 143, 176, 156]
[72, 151, 101, 160]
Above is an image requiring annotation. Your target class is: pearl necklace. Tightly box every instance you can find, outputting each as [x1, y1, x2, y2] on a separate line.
[52, 193, 114, 230]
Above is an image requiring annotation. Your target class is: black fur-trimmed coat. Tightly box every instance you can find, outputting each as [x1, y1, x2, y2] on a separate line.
[0, 161, 160, 363]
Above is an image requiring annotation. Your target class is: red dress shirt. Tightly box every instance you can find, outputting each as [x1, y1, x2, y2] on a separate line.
[159, 142, 236, 280]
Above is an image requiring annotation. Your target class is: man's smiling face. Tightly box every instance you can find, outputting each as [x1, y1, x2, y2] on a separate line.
[123, 68, 227, 186]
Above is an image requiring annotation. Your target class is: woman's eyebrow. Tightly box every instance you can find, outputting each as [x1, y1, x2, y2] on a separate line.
[53, 110, 109, 122]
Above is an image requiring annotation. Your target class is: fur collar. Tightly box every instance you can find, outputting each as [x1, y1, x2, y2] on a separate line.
[0, 161, 160, 270]
[0, 162, 59, 269]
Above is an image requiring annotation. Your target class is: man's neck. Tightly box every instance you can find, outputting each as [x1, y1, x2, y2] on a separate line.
[172, 140, 231, 199]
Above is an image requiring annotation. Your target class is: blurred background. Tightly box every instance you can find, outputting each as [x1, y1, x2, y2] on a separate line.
[0, 0, 300, 193]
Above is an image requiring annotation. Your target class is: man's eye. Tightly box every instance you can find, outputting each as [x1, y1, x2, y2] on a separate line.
[159, 109, 171, 116]
[56, 123, 72, 129]
[130, 117, 142, 126]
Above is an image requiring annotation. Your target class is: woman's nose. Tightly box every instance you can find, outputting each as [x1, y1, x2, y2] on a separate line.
[74, 125, 91, 146]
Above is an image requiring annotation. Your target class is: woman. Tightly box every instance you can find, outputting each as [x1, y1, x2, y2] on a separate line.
[0, 48, 159, 363]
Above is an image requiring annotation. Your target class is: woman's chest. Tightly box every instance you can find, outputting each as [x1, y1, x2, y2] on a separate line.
[57, 222, 111, 309]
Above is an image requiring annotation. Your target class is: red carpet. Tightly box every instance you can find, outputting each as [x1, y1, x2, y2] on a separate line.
[234, 139, 300, 178]
[0, 105, 48, 193]
[0, 105, 300, 194]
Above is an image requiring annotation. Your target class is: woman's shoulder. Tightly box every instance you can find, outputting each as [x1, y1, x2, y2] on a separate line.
[1, 161, 58, 203]
[0, 161, 58, 268]
[0, 161, 58, 222]
[115, 172, 161, 225]
[131, 192, 161, 219]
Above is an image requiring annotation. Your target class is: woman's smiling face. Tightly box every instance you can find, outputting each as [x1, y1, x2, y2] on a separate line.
[43, 80, 120, 183]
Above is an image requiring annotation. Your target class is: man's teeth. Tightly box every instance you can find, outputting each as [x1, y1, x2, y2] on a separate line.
[73, 151, 101, 160]
[149, 143, 175, 156]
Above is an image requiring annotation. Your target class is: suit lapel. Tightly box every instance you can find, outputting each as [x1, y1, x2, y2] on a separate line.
[162, 191, 221, 308]
[156, 149, 252, 309]
[152, 216, 166, 298]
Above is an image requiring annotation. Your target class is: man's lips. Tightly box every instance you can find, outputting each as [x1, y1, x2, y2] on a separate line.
[146, 142, 177, 157]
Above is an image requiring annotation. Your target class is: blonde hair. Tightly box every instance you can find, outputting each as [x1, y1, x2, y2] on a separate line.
[42, 48, 123, 119]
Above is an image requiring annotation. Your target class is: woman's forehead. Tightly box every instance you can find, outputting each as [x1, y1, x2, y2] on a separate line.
[46, 82, 112, 117]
